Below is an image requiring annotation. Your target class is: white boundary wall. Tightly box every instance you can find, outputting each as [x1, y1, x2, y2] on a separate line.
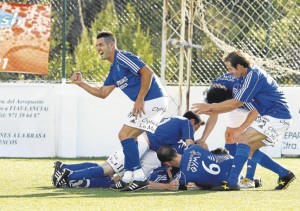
[0, 84, 299, 158]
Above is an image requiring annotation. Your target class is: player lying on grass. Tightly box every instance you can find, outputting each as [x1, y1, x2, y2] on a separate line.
[52, 146, 233, 191]
[157, 144, 237, 190]
[53, 111, 205, 191]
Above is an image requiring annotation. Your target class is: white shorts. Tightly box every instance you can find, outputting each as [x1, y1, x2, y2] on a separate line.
[106, 134, 151, 177]
[140, 149, 161, 178]
[227, 108, 250, 128]
[250, 115, 292, 146]
[125, 97, 168, 133]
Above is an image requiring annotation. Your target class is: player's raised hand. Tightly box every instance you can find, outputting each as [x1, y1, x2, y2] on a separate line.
[71, 72, 83, 85]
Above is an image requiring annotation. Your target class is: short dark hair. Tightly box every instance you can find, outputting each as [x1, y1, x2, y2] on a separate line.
[210, 147, 229, 155]
[223, 50, 251, 68]
[183, 111, 204, 125]
[157, 145, 177, 162]
[205, 84, 233, 104]
[96, 30, 116, 45]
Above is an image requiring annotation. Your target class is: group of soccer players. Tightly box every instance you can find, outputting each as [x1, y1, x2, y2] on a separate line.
[52, 31, 295, 191]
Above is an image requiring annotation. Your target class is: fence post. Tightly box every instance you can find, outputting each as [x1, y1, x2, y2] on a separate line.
[61, 0, 67, 83]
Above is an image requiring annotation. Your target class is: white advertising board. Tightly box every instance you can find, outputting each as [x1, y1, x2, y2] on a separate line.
[0, 84, 299, 158]
[0, 84, 56, 157]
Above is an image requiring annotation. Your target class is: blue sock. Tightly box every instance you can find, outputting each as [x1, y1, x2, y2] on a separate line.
[228, 144, 250, 185]
[251, 149, 289, 177]
[69, 166, 104, 180]
[82, 178, 114, 188]
[121, 138, 141, 171]
[61, 162, 98, 171]
[225, 143, 237, 156]
[245, 159, 257, 181]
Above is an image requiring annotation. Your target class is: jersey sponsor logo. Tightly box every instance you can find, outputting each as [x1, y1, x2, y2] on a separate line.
[116, 76, 128, 90]
[187, 150, 201, 172]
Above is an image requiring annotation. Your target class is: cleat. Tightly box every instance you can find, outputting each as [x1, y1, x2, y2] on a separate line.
[56, 169, 71, 188]
[275, 171, 296, 190]
[52, 161, 63, 186]
[120, 180, 149, 192]
[239, 177, 255, 189]
[211, 181, 240, 191]
[110, 180, 128, 190]
[56, 178, 69, 188]
[52, 169, 63, 187]
[254, 178, 262, 188]
[53, 161, 62, 172]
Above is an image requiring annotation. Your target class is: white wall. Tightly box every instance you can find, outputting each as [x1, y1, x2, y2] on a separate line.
[0, 84, 299, 158]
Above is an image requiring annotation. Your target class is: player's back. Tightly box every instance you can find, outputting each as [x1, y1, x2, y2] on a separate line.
[234, 66, 291, 118]
[178, 145, 233, 188]
[146, 116, 194, 152]
[213, 73, 238, 90]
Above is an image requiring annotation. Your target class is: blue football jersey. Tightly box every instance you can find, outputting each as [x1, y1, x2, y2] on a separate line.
[213, 72, 238, 90]
[213, 73, 257, 111]
[177, 145, 233, 188]
[103, 50, 167, 101]
[233, 66, 292, 119]
[148, 165, 170, 183]
[146, 116, 194, 154]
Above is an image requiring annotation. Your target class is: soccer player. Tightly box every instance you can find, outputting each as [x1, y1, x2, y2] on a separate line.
[53, 149, 161, 189]
[157, 144, 234, 189]
[54, 111, 204, 190]
[71, 30, 168, 191]
[192, 50, 295, 190]
[197, 73, 261, 188]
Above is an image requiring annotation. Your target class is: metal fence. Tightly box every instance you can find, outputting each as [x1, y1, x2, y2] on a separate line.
[0, 0, 299, 86]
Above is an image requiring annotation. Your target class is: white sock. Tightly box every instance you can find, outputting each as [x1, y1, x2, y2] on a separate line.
[122, 171, 133, 183]
[85, 179, 90, 187]
[133, 169, 146, 181]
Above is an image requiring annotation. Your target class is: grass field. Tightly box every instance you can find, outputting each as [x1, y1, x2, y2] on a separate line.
[0, 157, 299, 211]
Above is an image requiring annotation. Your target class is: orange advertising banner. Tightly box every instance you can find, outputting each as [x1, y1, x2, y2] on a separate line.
[0, 2, 51, 75]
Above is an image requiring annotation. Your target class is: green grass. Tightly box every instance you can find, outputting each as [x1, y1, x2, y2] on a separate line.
[0, 158, 299, 211]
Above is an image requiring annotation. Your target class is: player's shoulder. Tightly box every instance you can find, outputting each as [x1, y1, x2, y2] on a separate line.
[214, 73, 237, 82]
[185, 144, 205, 153]
[116, 50, 139, 63]
[174, 116, 188, 121]
[247, 65, 264, 78]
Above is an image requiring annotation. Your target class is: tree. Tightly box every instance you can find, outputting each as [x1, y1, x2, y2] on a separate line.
[73, 2, 155, 82]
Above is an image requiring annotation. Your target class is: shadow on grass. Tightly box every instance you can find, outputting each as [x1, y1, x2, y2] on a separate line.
[0, 186, 217, 199]
[0, 185, 281, 199]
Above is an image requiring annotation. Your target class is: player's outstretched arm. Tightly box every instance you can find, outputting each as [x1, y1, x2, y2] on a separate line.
[148, 180, 179, 191]
[71, 72, 115, 99]
[195, 113, 218, 148]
